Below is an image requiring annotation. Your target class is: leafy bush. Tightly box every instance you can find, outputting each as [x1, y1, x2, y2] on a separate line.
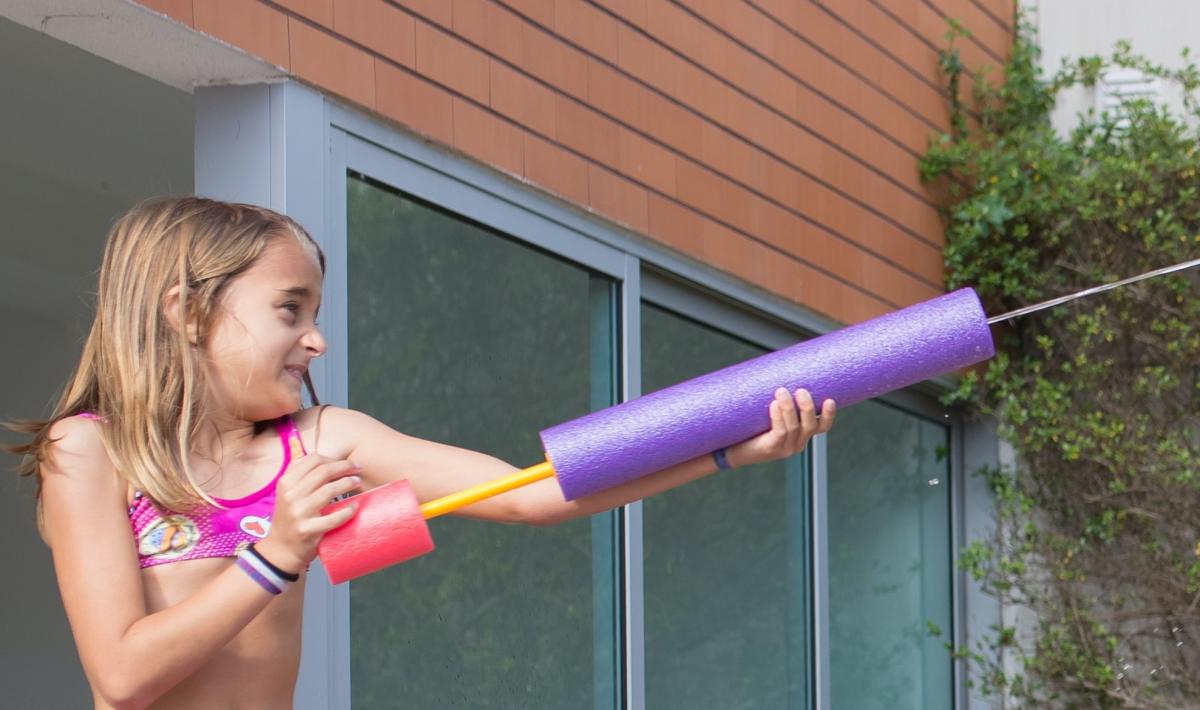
[923, 15, 1200, 708]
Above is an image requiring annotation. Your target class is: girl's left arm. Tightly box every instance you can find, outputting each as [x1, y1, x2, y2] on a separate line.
[319, 387, 834, 526]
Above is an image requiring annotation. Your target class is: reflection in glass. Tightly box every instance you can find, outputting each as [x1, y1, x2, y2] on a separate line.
[641, 303, 811, 709]
[346, 176, 620, 708]
[826, 401, 952, 709]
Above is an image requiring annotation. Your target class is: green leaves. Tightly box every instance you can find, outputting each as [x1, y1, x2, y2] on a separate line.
[927, 11, 1200, 707]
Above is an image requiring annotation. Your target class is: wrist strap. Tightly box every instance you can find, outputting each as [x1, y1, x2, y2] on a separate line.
[247, 543, 300, 582]
[712, 447, 731, 470]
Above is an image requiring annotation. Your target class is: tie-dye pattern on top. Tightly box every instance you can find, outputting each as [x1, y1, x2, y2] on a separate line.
[80, 413, 306, 567]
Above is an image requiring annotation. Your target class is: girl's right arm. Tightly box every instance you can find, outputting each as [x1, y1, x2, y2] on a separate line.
[40, 416, 358, 710]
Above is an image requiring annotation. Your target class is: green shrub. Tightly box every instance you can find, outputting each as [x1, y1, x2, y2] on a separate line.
[924, 14, 1200, 708]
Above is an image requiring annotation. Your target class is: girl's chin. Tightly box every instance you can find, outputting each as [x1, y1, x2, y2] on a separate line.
[281, 388, 305, 412]
[277, 392, 303, 413]
[244, 393, 303, 422]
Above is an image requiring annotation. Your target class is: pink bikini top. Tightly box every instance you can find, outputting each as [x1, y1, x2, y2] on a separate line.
[80, 412, 306, 568]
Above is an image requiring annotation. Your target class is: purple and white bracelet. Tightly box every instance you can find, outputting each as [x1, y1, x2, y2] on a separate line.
[236, 545, 295, 595]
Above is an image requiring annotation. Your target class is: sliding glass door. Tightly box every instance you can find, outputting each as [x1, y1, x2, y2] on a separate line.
[345, 175, 622, 708]
[640, 303, 812, 709]
[826, 402, 954, 709]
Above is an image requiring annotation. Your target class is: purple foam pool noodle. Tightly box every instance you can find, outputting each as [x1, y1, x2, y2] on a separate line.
[541, 287, 995, 501]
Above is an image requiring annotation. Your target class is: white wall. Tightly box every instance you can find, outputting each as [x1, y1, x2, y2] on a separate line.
[0, 17, 192, 706]
[1027, 0, 1200, 135]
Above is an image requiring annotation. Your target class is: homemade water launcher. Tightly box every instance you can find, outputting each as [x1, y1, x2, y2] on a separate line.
[318, 256, 1200, 584]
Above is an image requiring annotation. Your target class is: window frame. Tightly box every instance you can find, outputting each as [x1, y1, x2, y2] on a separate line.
[640, 269, 966, 710]
[195, 81, 971, 710]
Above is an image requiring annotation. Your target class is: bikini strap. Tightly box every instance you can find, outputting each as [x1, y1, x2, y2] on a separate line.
[277, 413, 308, 468]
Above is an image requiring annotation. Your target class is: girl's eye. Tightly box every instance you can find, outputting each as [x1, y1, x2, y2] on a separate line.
[282, 302, 300, 313]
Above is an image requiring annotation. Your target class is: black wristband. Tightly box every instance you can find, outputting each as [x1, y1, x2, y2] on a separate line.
[247, 542, 300, 582]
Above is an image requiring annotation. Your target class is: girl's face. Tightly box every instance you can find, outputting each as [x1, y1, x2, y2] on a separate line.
[202, 235, 326, 423]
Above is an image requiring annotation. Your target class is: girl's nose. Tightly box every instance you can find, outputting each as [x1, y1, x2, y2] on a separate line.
[304, 325, 327, 357]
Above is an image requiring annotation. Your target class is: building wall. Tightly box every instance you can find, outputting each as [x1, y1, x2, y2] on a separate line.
[137, 0, 1014, 326]
[1026, 0, 1200, 136]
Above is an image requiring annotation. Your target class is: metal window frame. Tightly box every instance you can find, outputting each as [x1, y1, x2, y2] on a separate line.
[330, 106, 639, 710]
[639, 268, 966, 709]
[811, 433, 831, 710]
[195, 81, 975, 710]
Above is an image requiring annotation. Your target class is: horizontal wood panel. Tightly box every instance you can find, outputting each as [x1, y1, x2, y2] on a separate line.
[136, 0, 1013, 324]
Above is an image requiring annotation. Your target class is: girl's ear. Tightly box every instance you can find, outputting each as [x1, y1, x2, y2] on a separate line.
[161, 285, 200, 345]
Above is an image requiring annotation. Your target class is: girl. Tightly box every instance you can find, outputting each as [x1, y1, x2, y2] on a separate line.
[8, 196, 835, 709]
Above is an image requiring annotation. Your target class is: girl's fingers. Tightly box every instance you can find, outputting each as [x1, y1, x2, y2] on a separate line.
[793, 389, 816, 443]
[817, 399, 837, 434]
[276, 453, 326, 492]
[292, 459, 361, 499]
[767, 397, 785, 437]
[311, 474, 363, 509]
[311, 502, 358, 533]
[777, 387, 800, 442]
[265, 460, 364, 567]
[276, 454, 332, 501]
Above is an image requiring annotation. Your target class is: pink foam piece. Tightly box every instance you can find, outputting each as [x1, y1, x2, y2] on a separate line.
[317, 479, 435, 584]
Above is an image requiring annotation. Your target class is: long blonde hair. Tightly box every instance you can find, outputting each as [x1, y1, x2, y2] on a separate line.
[6, 196, 324, 510]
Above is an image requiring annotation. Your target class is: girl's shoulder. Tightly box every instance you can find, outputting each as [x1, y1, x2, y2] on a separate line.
[290, 405, 359, 459]
[44, 413, 113, 468]
[289, 405, 394, 460]
[39, 414, 124, 547]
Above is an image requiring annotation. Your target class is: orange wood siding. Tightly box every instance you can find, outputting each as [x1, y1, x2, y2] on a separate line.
[137, 0, 1014, 325]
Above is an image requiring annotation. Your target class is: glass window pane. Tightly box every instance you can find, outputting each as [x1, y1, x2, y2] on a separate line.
[826, 401, 953, 709]
[641, 303, 811, 709]
[346, 175, 621, 708]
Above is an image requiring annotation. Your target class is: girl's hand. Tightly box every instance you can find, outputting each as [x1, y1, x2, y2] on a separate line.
[256, 454, 363, 574]
[725, 388, 835, 468]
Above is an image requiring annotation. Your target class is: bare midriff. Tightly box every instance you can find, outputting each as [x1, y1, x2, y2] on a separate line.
[91, 559, 305, 710]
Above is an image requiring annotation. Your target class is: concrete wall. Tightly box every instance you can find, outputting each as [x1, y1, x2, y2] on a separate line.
[0, 17, 193, 705]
